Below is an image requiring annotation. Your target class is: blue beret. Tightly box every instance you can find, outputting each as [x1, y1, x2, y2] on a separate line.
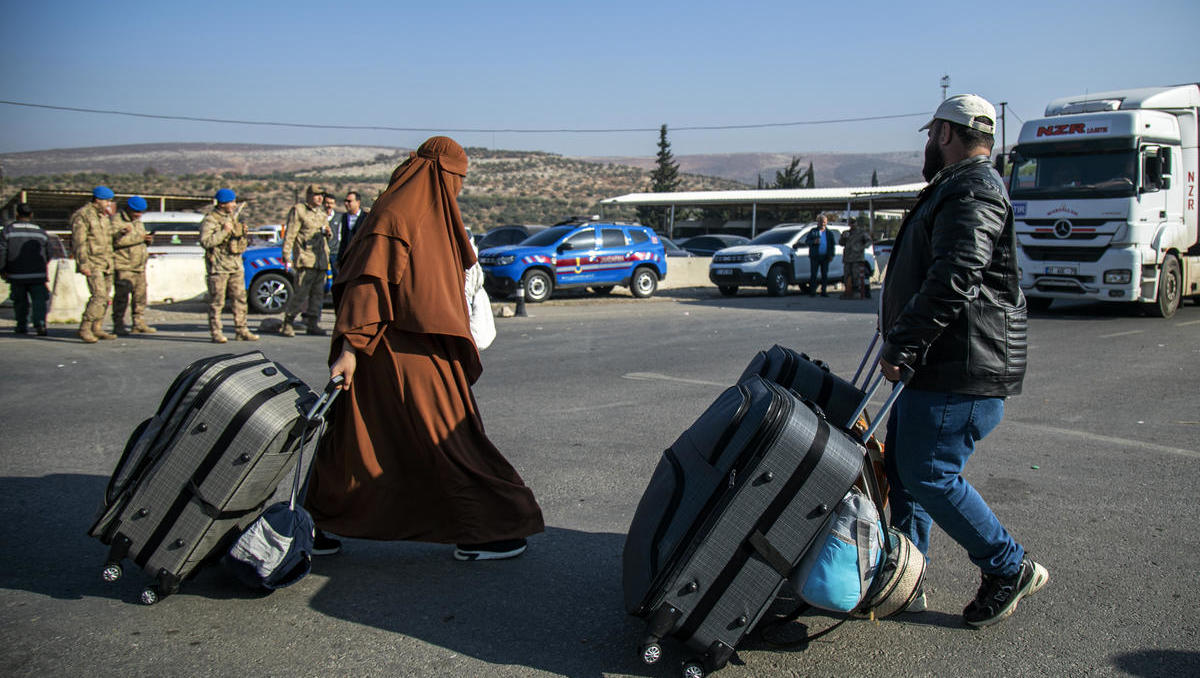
[214, 188, 236, 204]
[93, 186, 115, 200]
[127, 195, 148, 212]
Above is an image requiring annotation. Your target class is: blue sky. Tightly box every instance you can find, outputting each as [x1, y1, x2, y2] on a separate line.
[1, 0, 1197, 159]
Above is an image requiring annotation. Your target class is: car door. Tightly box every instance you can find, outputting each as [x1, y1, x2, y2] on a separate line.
[593, 227, 631, 284]
[554, 227, 598, 286]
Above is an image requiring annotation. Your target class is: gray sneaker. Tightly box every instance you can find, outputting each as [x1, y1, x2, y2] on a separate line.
[963, 557, 1049, 628]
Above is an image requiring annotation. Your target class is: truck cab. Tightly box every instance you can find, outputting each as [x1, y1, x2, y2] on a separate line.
[1009, 85, 1200, 317]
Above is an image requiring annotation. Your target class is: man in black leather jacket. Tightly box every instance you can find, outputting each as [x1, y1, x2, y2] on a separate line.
[878, 94, 1048, 628]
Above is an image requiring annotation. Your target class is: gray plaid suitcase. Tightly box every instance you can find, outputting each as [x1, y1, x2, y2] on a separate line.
[89, 351, 318, 604]
[623, 364, 909, 677]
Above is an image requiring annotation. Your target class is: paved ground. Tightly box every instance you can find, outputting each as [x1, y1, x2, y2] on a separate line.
[1, 288, 1197, 677]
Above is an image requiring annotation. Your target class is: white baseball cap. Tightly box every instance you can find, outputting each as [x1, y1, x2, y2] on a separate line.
[920, 94, 997, 135]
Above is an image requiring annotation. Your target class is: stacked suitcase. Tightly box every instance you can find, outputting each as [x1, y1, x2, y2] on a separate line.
[623, 339, 909, 677]
[89, 351, 322, 604]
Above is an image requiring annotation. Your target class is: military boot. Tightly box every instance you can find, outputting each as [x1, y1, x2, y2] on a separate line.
[93, 320, 117, 340]
[235, 327, 260, 341]
[211, 331, 229, 344]
[304, 316, 327, 336]
[113, 321, 130, 336]
[78, 320, 98, 344]
[132, 317, 158, 334]
[280, 315, 296, 338]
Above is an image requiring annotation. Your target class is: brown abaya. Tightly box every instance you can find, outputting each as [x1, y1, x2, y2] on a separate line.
[304, 137, 544, 544]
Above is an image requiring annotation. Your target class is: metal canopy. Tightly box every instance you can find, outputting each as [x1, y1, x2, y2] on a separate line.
[1, 188, 216, 230]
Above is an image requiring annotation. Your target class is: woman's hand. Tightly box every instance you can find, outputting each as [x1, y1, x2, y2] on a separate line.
[331, 346, 357, 390]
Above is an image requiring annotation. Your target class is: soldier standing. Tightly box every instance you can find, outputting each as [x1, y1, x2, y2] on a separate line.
[840, 219, 873, 300]
[71, 186, 118, 343]
[111, 195, 157, 334]
[280, 184, 332, 337]
[199, 188, 259, 344]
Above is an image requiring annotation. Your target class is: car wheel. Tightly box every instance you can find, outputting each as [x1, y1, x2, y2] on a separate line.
[249, 272, 292, 314]
[1144, 254, 1181, 319]
[766, 264, 789, 297]
[591, 285, 615, 296]
[630, 267, 657, 298]
[718, 285, 738, 296]
[522, 269, 553, 303]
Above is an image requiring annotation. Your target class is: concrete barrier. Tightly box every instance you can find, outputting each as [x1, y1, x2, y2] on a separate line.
[659, 257, 713, 289]
[38, 255, 209, 324]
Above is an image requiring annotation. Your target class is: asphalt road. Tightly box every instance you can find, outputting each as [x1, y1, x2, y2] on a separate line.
[1, 289, 1197, 678]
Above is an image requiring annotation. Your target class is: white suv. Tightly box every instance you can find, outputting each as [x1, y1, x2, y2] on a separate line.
[708, 222, 875, 296]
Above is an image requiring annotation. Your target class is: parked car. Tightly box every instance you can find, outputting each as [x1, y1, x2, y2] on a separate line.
[708, 222, 876, 296]
[478, 222, 667, 302]
[242, 245, 333, 313]
[680, 234, 751, 256]
[141, 211, 204, 246]
[475, 224, 548, 251]
[657, 234, 695, 257]
[872, 238, 894, 275]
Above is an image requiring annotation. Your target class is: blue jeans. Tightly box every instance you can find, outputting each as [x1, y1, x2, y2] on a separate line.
[884, 387, 1024, 576]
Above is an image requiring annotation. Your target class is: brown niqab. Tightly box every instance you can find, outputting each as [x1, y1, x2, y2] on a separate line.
[305, 136, 544, 544]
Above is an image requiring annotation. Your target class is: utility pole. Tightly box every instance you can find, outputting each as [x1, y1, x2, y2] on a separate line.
[940, 74, 950, 101]
[998, 101, 1008, 152]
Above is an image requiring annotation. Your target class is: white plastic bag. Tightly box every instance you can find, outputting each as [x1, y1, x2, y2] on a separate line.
[465, 260, 495, 349]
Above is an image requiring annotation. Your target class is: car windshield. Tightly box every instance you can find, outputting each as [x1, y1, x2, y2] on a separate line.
[750, 229, 803, 245]
[519, 226, 574, 247]
[1009, 147, 1137, 199]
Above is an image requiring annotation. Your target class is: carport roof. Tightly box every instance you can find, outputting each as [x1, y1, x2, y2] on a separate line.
[1, 188, 216, 229]
[600, 182, 926, 210]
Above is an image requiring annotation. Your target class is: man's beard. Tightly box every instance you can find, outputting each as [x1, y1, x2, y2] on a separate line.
[922, 141, 945, 182]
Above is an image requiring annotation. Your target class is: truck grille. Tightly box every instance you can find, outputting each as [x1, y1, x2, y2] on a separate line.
[1021, 246, 1105, 262]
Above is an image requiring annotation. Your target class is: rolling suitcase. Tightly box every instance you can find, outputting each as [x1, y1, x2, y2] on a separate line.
[89, 351, 320, 604]
[623, 365, 909, 677]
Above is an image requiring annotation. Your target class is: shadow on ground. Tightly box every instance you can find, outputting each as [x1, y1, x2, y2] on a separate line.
[307, 526, 655, 677]
[1110, 649, 1200, 677]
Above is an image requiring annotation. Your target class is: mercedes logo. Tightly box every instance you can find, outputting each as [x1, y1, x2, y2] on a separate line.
[1053, 219, 1072, 239]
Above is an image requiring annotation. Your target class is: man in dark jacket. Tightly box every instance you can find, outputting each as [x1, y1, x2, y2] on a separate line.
[878, 94, 1047, 627]
[0, 203, 52, 335]
[804, 215, 837, 296]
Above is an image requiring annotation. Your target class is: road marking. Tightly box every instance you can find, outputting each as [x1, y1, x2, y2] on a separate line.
[1176, 319, 1200, 327]
[1097, 330, 1143, 339]
[547, 400, 641, 414]
[622, 372, 726, 387]
[1011, 421, 1200, 460]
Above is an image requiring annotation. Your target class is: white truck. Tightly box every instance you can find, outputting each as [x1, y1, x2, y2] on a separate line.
[1008, 84, 1199, 317]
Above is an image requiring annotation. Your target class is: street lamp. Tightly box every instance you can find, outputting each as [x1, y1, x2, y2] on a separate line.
[940, 75, 950, 101]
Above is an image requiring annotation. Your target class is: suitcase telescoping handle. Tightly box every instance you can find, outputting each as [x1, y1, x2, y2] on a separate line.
[847, 361, 914, 445]
[288, 376, 344, 510]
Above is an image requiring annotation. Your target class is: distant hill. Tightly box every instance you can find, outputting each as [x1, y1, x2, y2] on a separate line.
[0, 143, 922, 228]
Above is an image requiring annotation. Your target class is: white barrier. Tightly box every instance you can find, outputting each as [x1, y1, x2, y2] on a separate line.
[37, 255, 209, 324]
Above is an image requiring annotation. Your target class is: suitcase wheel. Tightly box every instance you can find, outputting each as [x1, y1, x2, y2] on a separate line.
[101, 563, 123, 583]
[639, 641, 663, 665]
[139, 587, 160, 606]
[681, 660, 706, 678]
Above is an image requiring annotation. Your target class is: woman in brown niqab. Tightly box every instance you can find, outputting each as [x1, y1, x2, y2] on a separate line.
[304, 136, 544, 560]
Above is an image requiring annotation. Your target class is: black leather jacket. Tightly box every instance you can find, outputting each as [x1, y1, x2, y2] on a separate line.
[880, 155, 1027, 397]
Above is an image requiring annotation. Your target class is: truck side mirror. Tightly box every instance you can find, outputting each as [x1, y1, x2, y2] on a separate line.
[993, 154, 1006, 175]
[1141, 154, 1163, 193]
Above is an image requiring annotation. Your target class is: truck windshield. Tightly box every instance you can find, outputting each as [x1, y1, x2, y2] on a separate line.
[1009, 149, 1137, 199]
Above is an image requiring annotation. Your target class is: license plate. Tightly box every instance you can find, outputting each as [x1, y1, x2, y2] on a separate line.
[1046, 265, 1076, 275]
[713, 268, 734, 276]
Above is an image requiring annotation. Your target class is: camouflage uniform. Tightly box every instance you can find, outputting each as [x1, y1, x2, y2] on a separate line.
[111, 209, 154, 333]
[840, 227, 873, 300]
[199, 207, 252, 340]
[281, 201, 330, 334]
[71, 202, 116, 340]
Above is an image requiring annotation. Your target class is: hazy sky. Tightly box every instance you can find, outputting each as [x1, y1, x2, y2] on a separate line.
[1, 0, 1197, 159]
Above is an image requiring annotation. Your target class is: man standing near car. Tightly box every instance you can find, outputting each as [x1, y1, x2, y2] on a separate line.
[804, 214, 837, 296]
[878, 94, 1046, 627]
[71, 185, 118, 343]
[280, 184, 332, 337]
[839, 218, 873, 300]
[200, 188, 258, 343]
[336, 190, 366, 263]
[110, 195, 157, 335]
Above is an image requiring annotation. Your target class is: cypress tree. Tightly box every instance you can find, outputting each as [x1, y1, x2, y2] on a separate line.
[871, 169, 879, 186]
[637, 124, 681, 230]
[805, 161, 815, 188]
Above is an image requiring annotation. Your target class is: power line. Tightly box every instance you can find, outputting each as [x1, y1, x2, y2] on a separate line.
[0, 99, 928, 134]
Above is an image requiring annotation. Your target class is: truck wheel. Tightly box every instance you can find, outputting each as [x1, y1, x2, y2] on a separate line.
[630, 267, 657, 298]
[718, 285, 738, 296]
[249, 272, 292, 314]
[1027, 297, 1053, 312]
[766, 265, 789, 297]
[522, 269, 553, 303]
[1144, 255, 1181, 319]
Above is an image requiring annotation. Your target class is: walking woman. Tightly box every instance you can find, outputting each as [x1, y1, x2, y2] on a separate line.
[305, 136, 544, 560]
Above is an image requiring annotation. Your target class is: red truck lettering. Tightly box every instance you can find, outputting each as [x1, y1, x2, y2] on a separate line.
[1036, 123, 1088, 137]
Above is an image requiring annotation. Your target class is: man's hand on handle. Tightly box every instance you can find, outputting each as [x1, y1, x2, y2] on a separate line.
[880, 358, 902, 383]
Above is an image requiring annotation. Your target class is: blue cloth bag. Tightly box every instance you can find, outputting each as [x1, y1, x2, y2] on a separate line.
[789, 488, 885, 612]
